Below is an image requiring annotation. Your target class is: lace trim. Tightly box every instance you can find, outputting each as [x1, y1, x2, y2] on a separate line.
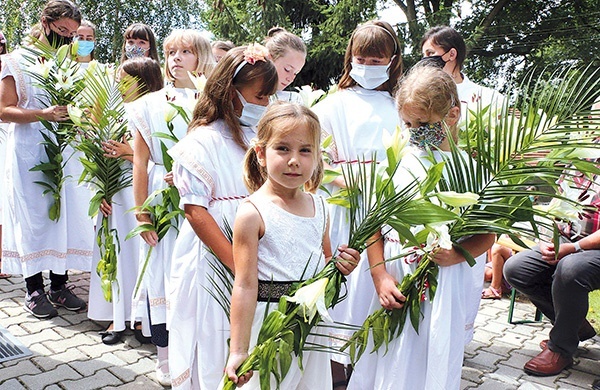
[3, 248, 93, 262]
[257, 280, 297, 302]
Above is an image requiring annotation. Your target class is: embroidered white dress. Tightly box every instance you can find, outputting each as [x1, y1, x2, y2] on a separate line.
[219, 193, 331, 390]
[167, 119, 253, 389]
[311, 86, 400, 363]
[0, 49, 93, 276]
[349, 150, 481, 390]
[127, 87, 194, 327]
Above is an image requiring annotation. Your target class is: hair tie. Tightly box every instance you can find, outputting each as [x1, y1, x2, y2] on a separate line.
[249, 137, 259, 148]
[233, 43, 270, 78]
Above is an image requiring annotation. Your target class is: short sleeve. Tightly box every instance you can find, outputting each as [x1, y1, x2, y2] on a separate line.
[172, 160, 211, 208]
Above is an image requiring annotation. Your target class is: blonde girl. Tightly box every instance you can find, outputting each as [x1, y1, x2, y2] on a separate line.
[311, 19, 402, 386]
[167, 45, 278, 389]
[164, 29, 215, 89]
[223, 102, 359, 389]
[264, 27, 306, 103]
[348, 65, 494, 390]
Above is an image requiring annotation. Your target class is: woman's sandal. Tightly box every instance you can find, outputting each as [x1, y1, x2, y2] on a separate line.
[481, 286, 502, 300]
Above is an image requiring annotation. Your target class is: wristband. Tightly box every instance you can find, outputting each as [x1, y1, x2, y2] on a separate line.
[573, 241, 583, 252]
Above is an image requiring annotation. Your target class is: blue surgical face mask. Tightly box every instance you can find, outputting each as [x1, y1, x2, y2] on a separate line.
[236, 90, 267, 127]
[77, 40, 95, 56]
[125, 44, 148, 59]
[349, 62, 391, 90]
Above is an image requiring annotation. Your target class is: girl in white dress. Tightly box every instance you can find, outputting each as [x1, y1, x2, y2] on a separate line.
[87, 57, 164, 346]
[224, 101, 359, 389]
[0, 0, 93, 319]
[167, 44, 278, 390]
[129, 29, 214, 386]
[264, 27, 306, 104]
[348, 65, 495, 390]
[310, 19, 403, 385]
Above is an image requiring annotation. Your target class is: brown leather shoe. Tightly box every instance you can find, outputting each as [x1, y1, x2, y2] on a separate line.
[524, 348, 572, 376]
[539, 319, 596, 350]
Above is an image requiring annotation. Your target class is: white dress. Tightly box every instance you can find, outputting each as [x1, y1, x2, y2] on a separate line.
[167, 119, 253, 389]
[311, 86, 400, 364]
[127, 87, 194, 327]
[349, 150, 481, 390]
[87, 182, 141, 332]
[457, 74, 504, 344]
[0, 49, 93, 276]
[222, 193, 331, 390]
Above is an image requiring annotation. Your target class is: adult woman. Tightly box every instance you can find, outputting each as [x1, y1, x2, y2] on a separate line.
[76, 20, 96, 65]
[0, 0, 93, 319]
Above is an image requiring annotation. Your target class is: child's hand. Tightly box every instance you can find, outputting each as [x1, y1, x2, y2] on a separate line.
[99, 199, 112, 217]
[224, 352, 252, 386]
[373, 271, 406, 310]
[334, 244, 360, 275]
[164, 171, 174, 186]
[430, 247, 464, 267]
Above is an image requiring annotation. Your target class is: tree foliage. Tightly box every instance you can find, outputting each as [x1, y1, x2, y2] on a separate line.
[1, 1, 598, 92]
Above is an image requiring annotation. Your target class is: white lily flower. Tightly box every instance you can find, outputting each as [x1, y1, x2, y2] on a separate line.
[285, 278, 333, 323]
[435, 191, 480, 207]
[423, 224, 453, 252]
[188, 71, 207, 92]
[28, 57, 55, 79]
[67, 105, 84, 126]
[535, 181, 582, 223]
[55, 69, 74, 91]
[296, 85, 326, 107]
[382, 126, 410, 161]
[164, 104, 178, 123]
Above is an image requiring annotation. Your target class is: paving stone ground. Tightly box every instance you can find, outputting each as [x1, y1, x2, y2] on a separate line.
[0, 271, 598, 389]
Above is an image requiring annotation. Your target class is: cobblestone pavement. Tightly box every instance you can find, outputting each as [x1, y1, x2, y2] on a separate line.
[0, 271, 598, 389]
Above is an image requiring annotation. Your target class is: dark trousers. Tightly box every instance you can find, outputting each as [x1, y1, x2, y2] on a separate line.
[146, 298, 168, 347]
[25, 272, 68, 294]
[504, 245, 600, 357]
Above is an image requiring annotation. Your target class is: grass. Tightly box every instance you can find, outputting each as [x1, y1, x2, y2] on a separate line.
[589, 290, 600, 334]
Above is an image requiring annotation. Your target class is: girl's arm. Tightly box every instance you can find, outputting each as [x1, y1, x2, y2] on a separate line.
[432, 233, 495, 267]
[184, 204, 235, 271]
[0, 76, 68, 123]
[224, 202, 261, 385]
[367, 231, 405, 310]
[132, 130, 156, 246]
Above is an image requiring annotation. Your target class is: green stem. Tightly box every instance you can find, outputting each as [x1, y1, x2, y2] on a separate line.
[134, 245, 154, 297]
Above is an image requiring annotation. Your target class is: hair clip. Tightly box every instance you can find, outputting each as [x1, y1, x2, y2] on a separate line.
[234, 43, 270, 78]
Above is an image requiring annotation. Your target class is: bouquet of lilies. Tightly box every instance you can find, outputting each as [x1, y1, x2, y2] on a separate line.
[221, 127, 459, 390]
[24, 41, 86, 221]
[342, 65, 600, 364]
[70, 63, 137, 302]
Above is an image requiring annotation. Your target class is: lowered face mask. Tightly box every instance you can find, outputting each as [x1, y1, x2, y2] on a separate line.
[125, 44, 149, 59]
[408, 121, 447, 150]
[236, 90, 267, 127]
[349, 62, 390, 90]
[46, 28, 72, 49]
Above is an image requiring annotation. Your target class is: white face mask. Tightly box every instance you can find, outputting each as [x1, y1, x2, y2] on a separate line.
[236, 90, 267, 127]
[349, 62, 391, 90]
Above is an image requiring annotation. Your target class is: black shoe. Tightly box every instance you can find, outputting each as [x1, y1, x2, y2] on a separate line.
[133, 322, 152, 344]
[24, 289, 58, 319]
[100, 330, 123, 345]
[48, 285, 87, 311]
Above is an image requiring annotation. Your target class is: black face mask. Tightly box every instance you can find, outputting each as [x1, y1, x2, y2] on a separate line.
[418, 49, 450, 69]
[45, 25, 72, 49]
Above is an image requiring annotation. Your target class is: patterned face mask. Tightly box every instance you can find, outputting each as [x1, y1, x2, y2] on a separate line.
[124, 44, 148, 59]
[408, 121, 446, 150]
